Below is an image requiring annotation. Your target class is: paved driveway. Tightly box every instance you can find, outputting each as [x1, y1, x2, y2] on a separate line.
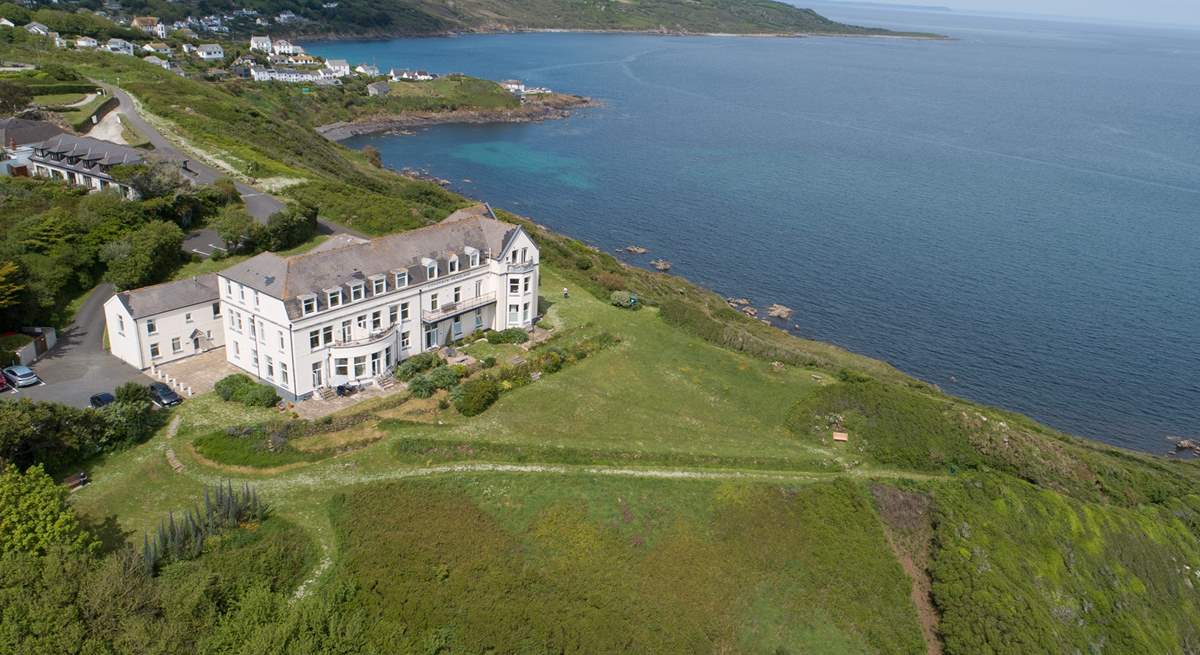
[13, 284, 154, 408]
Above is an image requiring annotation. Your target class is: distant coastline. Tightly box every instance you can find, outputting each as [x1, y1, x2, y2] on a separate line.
[317, 94, 598, 141]
[295, 24, 947, 43]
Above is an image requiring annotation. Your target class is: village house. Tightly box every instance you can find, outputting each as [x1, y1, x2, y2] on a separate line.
[391, 69, 435, 82]
[355, 64, 379, 76]
[272, 39, 303, 55]
[500, 79, 525, 94]
[143, 55, 170, 70]
[0, 18, 13, 28]
[28, 134, 144, 199]
[323, 59, 351, 78]
[212, 207, 540, 399]
[287, 53, 320, 65]
[24, 22, 49, 36]
[107, 38, 135, 56]
[197, 44, 224, 61]
[50, 32, 66, 48]
[250, 66, 322, 83]
[104, 275, 225, 370]
[142, 41, 170, 55]
[131, 16, 168, 38]
[249, 35, 272, 52]
[366, 80, 390, 97]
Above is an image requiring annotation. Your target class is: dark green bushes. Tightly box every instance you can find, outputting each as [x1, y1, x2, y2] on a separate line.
[486, 328, 529, 344]
[0, 397, 163, 471]
[214, 374, 279, 408]
[407, 365, 462, 399]
[609, 290, 639, 309]
[395, 351, 439, 381]
[451, 377, 500, 416]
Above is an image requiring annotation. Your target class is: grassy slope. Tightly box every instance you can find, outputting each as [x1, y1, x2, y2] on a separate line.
[336, 476, 925, 653]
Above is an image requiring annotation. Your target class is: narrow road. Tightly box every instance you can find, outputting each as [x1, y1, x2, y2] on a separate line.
[17, 284, 154, 407]
[98, 84, 365, 242]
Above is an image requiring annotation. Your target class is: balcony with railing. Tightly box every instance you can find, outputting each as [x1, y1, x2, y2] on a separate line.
[331, 322, 399, 349]
[507, 260, 537, 274]
[422, 291, 496, 324]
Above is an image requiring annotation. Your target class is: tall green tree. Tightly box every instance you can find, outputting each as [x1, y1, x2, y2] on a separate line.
[102, 221, 184, 289]
[0, 79, 30, 115]
[0, 464, 96, 556]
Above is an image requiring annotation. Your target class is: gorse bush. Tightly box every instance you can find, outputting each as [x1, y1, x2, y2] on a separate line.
[486, 328, 529, 344]
[609, 290, 639, 309]
[426, 366, 461, 390]
[215, 374, 280, 408]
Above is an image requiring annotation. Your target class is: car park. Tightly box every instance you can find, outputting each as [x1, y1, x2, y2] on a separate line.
[2, 365, 40, 388]
[89, 392, 115, 408]
[149, 382, 182, 407]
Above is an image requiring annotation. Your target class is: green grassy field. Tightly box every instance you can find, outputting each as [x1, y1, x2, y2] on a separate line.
[335, 475, 926, 654]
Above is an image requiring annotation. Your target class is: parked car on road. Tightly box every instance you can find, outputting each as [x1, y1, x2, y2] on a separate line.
[149, 382, 182, 407]
[89, 392, 115, 408]
[2, 365, 40, 388]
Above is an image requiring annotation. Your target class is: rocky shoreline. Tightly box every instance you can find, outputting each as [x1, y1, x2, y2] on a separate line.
[317, 95, 599, 141]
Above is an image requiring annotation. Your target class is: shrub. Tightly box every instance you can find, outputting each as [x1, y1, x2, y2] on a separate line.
[486, 328, 529, 344]
[241, 384, 280, 408]
[482, 356, 497, 369]
[595, 271, 626, 291]
[426, 366, 460, 390]
[114, 381, 152, 404]
[610, 290, 639, 309]
[574, 257, 593, 270]
[407, 374, 436, 398]
[214, 374, 278, 407]
[437, 398, 450, 410]
[214, 374, 255, 402]
[453, 377, 501, 416]
[396, 352, 439, 381]
[539, 349, 566, 374]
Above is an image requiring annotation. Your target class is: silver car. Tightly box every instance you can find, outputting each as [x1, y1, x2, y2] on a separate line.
[2, 365, 40, 388]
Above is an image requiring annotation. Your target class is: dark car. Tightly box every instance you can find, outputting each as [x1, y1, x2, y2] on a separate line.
[2, 365, 40, 388]
[89, 392, 115, 408]
[149, 382, 182, 408]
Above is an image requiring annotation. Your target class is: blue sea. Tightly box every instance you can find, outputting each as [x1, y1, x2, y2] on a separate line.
[305, 7, 1200, 454]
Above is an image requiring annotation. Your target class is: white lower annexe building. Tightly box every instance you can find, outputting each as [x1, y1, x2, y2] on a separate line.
[104, 275, 225, 370]
[215, 206, 539, 399]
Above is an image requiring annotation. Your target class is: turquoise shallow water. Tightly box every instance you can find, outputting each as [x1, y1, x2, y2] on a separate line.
[306, 9, 1200, 453]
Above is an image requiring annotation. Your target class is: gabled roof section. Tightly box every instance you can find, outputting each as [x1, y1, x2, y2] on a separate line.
[0, 118, 63, 147]
[113, 274, 219, 319]
[33, 134, 145, 166]
[220, 207, 521, 320]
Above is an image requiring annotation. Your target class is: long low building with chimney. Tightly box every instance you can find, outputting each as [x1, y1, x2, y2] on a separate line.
[28, 134, 146, 198]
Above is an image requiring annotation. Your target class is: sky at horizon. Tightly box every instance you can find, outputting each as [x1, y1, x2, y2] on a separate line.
[832, 0, 1200, 26]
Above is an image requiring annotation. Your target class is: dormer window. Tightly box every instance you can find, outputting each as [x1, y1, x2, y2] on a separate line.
[350, 283, 364, 302]
[465, 246, 480, 267]
[371, 276, 386, 295]
[326, 288, 342, 307]
[447, 255, 459, 274]
[300, 294, 317, 315]
[393, 270, 408, 288]
[422, 257, 437, 280]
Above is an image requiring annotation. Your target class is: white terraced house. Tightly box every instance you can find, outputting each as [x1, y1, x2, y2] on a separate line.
[215, 206, 540, 400]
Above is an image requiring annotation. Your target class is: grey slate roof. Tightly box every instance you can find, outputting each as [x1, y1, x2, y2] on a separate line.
[32, 134, 145, 167]
[115, 274, 219, 319]
[221, 207, 521, 320]
[0, 118, 64, 148]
